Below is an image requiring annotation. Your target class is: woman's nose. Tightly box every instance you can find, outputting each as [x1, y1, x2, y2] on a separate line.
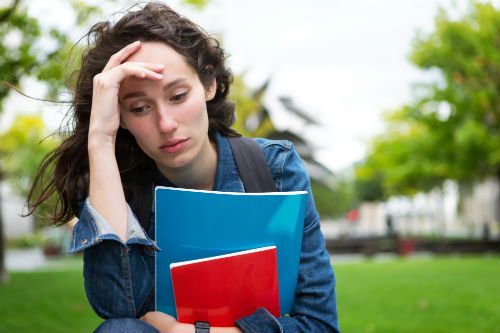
[157, 107, 178, 133]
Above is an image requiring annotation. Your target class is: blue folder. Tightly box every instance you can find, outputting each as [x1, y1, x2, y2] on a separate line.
[155, 186, 307, 319]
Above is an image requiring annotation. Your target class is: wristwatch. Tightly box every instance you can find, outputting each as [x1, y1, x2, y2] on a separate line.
[195, 321, 210, 333]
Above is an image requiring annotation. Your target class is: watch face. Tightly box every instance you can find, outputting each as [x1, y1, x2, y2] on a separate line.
[195, 321, 210, 332]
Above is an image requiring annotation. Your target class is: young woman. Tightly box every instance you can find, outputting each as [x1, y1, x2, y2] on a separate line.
[27, 3, 339, 333]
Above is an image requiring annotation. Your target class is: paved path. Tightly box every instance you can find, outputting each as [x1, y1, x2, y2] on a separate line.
[5, 248, 48, 271]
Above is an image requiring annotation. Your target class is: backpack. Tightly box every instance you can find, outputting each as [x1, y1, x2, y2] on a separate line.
[228, 136, 276, 193]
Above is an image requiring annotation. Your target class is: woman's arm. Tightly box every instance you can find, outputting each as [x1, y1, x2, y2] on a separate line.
[87, 40, 163, 241]
[73, 41, 164, 319]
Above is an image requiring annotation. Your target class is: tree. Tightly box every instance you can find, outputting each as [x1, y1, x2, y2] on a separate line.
[410, 2, 500, 183]
[355, 106, 451, 199]
[0, 0, 71, 284]
[356, 2, 500, 210]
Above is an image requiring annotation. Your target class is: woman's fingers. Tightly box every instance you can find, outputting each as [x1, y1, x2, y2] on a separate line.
[113, 62, 164, 82]
[124, 62, 165, 73]
[102, 40, 141, 72]
[93, 63, 164, 90]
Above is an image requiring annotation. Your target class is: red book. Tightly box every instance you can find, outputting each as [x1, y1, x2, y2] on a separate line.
[169, 246, 280, 327]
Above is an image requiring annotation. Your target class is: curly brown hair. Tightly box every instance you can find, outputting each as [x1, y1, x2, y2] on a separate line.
[26, 2, 238, 225]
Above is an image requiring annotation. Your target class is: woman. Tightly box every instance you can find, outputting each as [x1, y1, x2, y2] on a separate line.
[27, 2, 339, 332]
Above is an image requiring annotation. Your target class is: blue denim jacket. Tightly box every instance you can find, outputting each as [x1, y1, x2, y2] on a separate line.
[69, 133, 340, 333]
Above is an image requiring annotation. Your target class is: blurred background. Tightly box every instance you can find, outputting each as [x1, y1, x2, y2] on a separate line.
[0, 0, 499, 332]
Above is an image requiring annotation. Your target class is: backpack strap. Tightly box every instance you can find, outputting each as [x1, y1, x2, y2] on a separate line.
[228, 136, 277, 192]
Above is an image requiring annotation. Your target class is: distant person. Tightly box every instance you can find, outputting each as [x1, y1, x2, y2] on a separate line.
[482, 222, 490, 241]
[386, 214, 396, 237]
[25, 3, 339, 333]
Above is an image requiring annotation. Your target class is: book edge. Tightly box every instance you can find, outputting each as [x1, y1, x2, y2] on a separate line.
[169, 245, 277, 269]
[155, 186, 307, 196]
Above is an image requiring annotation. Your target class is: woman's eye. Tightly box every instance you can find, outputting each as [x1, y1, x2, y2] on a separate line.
[130, 105, 150, 114]
[170, 92, 188, 103]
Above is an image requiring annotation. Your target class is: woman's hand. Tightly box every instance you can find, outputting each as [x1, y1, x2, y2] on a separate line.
[141, 312, 245, 333]
[88, 40, 164, 145]
[140, 312, 189, 333]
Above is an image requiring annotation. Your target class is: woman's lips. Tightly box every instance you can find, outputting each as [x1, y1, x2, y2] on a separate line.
[159, 138, 189, 153]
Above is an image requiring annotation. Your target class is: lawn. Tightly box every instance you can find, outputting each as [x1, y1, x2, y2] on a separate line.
[0, 259, 101, 333]
[0, 255, 498, 333]
[335, 255, 500, 333]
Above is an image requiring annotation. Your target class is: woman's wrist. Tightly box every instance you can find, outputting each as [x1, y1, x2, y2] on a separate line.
[88, 130, 116, 151]
[171, 323, 243, 333]
[173, 322, 195, 333]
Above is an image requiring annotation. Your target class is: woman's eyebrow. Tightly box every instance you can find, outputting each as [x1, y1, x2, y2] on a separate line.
[163, 78, 188, 92]
[121, 91, 146, 101]
[120, 78, 189, 101]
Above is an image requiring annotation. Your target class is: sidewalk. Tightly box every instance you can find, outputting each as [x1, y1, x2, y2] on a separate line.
[5, 248, 47, 271]
[5, 248, 82, 272]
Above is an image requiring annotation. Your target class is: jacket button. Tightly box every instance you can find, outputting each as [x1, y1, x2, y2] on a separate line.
[81, 239, 88, 245]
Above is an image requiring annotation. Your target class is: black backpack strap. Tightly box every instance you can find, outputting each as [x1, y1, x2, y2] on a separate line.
[228, 136, 277, 192]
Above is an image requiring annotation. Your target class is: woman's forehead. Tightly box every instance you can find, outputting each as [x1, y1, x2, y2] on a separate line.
[125, 41, 191, 70]
[119, 42, 200, 96]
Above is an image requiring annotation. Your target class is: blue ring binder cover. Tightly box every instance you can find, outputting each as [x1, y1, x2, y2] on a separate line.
[154, 186, 307, 318]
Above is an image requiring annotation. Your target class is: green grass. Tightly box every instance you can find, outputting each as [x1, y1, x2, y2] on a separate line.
[1, 255, 499, 332]
[0, 259, 101, 333]
[335, 255, 500, 333]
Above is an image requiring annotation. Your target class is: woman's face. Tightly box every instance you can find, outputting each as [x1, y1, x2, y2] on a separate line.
[118, 41, 216, 174]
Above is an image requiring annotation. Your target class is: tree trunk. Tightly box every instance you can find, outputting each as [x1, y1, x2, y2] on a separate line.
[0, 180, 8, 284]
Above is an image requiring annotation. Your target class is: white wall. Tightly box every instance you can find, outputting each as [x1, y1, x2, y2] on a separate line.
[0, 182, 34, 239]
[323, 178, 500, 239]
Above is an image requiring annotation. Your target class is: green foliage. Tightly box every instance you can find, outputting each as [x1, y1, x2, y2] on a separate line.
[230, 75, 275, 137]
[0, 3, 78, 103]
[181, 0, 209, 10]
[357, 2, 500, 199]
[354, 174, 385, 202]
[409, 2, 500, 182]
[311, 179, 355, 218]
[0, 7, 40, 103]
[0, 114, 59, 225]
[0, 114, 59, 195]
[6, 233, 48, 249]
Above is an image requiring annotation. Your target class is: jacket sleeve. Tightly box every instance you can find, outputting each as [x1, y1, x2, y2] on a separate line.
[236, 142, 340, 333]
[70, 199, 157, 319]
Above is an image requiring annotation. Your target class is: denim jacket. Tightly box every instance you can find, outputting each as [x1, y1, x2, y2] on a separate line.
[69, 133, 340, 333]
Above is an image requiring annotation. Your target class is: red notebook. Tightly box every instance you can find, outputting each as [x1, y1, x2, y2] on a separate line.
[169, 245, 280, 327]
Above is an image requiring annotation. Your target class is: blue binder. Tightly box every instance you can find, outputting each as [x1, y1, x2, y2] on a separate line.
[155, 186, 307, 319]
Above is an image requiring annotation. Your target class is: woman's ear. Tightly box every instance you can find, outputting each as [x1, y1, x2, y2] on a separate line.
[205, 79, 217, 101]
